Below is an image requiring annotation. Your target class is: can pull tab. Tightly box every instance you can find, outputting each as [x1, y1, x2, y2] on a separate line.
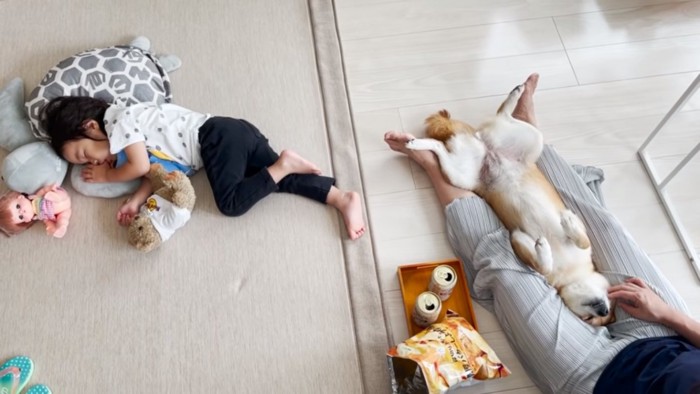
[426, 303, 436, 311]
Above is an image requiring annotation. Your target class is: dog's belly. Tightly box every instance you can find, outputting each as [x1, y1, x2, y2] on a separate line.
[547, 242, 594, 287]
[484, 170, 596, 286]
[486, 174, 562, 235]
[510, 188, 595, 286]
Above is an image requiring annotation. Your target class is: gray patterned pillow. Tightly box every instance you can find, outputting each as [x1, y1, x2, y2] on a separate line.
[26, 46, 172, 140]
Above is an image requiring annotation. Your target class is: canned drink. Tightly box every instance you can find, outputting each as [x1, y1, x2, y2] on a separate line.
[412, 291, 442, 327]
[429, 265, 457, 301]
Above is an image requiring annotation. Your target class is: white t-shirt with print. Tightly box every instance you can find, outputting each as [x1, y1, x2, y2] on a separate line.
[104, 103, 210, 171]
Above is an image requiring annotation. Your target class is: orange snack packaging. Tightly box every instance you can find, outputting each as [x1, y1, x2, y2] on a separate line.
[387, 311, 510, 393]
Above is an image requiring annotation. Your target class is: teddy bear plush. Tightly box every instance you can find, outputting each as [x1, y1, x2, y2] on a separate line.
[128, 163, 196, 252]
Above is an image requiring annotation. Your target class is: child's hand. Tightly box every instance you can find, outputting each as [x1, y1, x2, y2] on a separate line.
[117, 198, 141, 226]
[82, 163, 110, 183]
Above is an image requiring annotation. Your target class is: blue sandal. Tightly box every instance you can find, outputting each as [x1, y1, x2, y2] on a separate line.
[0, 356, 33, 394]
[25, 384, 52, 394]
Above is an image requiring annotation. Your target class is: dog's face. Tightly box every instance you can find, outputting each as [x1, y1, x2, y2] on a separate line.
[559, 272, 613, 326]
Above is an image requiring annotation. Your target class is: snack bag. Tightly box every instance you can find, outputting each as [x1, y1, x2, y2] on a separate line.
[387, 311, 510, 393]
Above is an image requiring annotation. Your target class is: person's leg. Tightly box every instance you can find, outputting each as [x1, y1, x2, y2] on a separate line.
[201, 117, 366, 239]
[273, 170, 367, 240]
[199, 117, 321, 217]
[450, 75, 637, 393]
[242, 120, 365, 239]
[384, 73, 684, 392]
[426, 166, 618, 392]
[507, 78, 688, 336]
[446, 197, 623, 393]
[536, 145, 688, 335]
[503, 74, 689, 388]
[384, 131, 474, 207]
[510, 74, 688, 331]
[384, 77, 608, 393]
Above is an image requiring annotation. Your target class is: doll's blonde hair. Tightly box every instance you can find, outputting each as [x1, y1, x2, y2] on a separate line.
[0, 191, 34, 236]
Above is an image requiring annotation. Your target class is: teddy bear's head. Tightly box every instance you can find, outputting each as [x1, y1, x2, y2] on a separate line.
[128, 214, 162, 252]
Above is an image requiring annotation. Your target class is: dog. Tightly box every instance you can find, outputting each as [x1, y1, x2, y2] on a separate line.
[406, 83, 614, 326]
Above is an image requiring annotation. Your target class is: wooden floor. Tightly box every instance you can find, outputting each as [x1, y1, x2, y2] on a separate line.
[334, 1, 700, 392]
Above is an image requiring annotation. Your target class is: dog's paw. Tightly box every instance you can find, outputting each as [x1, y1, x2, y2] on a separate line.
[535, 237, 553, 274]
[560, 210, 578, 233]
[510, 83, 524, 96]
[405, 138, 438, 151]
[560, 210, 591, 249]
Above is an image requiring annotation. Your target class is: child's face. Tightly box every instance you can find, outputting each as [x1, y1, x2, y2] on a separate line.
[7, 194, 33, 224]
[62, 138, 113, 165]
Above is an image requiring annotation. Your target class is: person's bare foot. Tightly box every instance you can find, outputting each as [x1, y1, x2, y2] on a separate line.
[327, 188, 366, 240]
[512, 73, 539, 126]
[384, 131, 438, 168]
[268, 150, 321, 182]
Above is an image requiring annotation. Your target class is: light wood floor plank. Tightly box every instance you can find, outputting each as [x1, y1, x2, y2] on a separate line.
[360, 149, 415, 196]
[607, 201, 685, 255]
[353, 109, 403, 153]
[368, 188, 446, 241]
[555, 1, 700, 49]
[336, 0, 691, 40]
[343, 18, 562, 73]
[568, 35, 700, 84]
[648, 250, 700, 314]
[384, 289, 411, 344]
[546, 110, 700, 168]
[348, 51, 576, 113]
[395, 73, 699, 138]
[375, 233, 455, 293]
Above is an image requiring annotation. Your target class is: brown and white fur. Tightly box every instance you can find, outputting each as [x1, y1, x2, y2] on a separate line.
[406, 84, 613, 326]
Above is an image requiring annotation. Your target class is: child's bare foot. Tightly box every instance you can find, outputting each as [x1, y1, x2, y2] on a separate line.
[384, 131, 438, 168]
[268, 150, 322, 183]
[327, 188, 366, 240]
[512, 73, 539, 126]
[279, 150, 321, 174]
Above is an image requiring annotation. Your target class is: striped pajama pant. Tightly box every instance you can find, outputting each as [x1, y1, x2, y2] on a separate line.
[444, 145, 689, 393]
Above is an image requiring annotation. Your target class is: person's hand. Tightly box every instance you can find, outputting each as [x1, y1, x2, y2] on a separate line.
[82, 163, 110, 183]
[117, 198, 141, 226]
[608, 277, 671, 324]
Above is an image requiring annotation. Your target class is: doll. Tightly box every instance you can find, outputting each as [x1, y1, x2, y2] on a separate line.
[0, 184, 72, 238]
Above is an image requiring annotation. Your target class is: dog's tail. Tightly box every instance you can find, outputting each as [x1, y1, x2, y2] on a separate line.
[425, 110, 457, 143]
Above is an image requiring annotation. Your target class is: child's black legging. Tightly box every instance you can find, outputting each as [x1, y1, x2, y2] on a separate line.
[198, 117, 335, 217]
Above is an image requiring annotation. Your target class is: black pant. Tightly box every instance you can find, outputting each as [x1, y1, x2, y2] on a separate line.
[198, 117, 335, 217]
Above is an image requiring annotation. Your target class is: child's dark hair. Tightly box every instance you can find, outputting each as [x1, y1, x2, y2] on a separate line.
[41, 96, 109, 157]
